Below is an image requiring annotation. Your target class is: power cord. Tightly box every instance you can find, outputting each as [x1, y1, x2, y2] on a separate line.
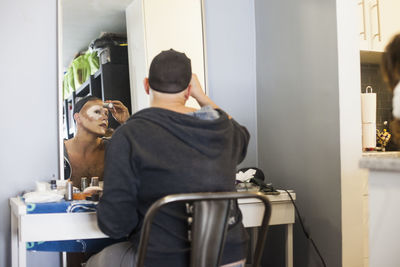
[283, 189, 327, 267]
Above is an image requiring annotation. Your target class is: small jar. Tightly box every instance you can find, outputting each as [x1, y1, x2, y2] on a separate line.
[50, 180, 57, 191]
[91, 177, 99, 187]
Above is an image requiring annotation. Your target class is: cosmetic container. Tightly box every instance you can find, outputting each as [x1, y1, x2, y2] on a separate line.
[65, 181, 73, 201]
[103, 103, 113, 109]
[81, 177, 88, 191]
[50, 180, 57, 191]
[91, 177, 99, 187]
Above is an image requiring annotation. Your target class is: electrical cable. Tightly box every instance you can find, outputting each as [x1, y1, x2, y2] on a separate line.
[283, 189, 327, 267]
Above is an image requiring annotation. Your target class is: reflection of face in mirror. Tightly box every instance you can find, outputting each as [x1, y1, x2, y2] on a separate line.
[76, 102, 109, 137]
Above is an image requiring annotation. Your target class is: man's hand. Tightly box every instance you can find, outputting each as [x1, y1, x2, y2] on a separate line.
[189, 74, 231, 118]
[190, 74, 206, 100]
[105, 100, 130, 124]
[189, 74, 218, 109]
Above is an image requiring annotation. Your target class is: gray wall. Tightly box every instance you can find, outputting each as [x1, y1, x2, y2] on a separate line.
[255, 0, 342, 266]
[0, 0, 60, 266]
[203, 0, 258, 167]
[0, 1, 258, 266]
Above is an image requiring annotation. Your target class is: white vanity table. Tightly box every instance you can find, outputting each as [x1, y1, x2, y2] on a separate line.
[10, 191, 295, 267]
[360, 152, 400, 267]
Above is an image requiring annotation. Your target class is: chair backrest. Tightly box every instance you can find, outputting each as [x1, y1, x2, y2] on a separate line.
[135, 191, 271, 267]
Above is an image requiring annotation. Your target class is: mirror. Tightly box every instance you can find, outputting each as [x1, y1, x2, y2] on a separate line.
[60, 0, 133, 140]
[58, 0, 207, 180]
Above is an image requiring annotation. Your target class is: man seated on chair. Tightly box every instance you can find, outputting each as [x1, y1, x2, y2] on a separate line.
[86, 49, 250, 267]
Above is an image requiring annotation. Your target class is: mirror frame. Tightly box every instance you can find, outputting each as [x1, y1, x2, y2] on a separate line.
[57, 0, 209, 182]
[57, 0, 64, 181]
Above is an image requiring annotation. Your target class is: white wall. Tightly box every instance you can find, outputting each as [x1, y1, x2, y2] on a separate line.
[0, 0, 60, 266]
[126, 0, 206, 112]
[336, 0, 367, 266]
[203, 0, 258, 166]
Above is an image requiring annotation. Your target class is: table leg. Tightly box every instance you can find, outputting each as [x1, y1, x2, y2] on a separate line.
[12, 212, 27, 267]
[17, 216, 26, 267]
[18, 240, 27, 267]
[244, 227, 260, 267]
[11, 212, 18, 267]
[248, 227, 268, 267]
[250, 227, 259, 260]
[285, 224, 293, 267]
[61, 252, 67, 267]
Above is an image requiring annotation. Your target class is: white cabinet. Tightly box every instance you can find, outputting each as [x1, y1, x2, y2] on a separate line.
[359, 0, 400, 52]
[126, 0, 206, 112]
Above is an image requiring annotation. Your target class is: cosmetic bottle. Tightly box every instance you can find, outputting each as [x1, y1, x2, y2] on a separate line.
[91, 177, 99, 187]
[65, 181, 73, 201]
[50, 180, 57, 191]
[81, 177, 88, 191]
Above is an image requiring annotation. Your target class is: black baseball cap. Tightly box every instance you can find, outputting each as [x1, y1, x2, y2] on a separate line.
[148, 49, 192, 93]
[73, 95, 101, 115]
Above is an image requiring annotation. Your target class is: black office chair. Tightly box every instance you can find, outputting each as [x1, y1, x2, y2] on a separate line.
[135, 191, 272, 267]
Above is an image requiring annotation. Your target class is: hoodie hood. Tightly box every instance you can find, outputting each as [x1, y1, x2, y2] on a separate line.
[129, 107, 233, 158]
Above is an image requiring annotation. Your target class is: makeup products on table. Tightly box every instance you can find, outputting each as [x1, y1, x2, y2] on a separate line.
[81, 177, 88, 191]
[72, 176, 103, 201]
[50, 180, 57, 190]
[91, 177, 99, 187]
[56, 180, 67, 190]
[72, 192, 91, 200]
[65, 180, 73, 201]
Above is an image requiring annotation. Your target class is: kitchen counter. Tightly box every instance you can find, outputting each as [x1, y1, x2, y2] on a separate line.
[360, 151, 400, 267]
[359, 151, 400, 172]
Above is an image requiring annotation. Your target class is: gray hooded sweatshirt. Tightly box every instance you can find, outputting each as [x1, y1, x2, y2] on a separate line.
[97, 107, 250, 267]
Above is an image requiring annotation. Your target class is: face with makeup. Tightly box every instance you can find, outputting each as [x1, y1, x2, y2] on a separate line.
[76, 100, 109, 136]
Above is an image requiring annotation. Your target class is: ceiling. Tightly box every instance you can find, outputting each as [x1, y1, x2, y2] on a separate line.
[62, 0, 133, 68]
